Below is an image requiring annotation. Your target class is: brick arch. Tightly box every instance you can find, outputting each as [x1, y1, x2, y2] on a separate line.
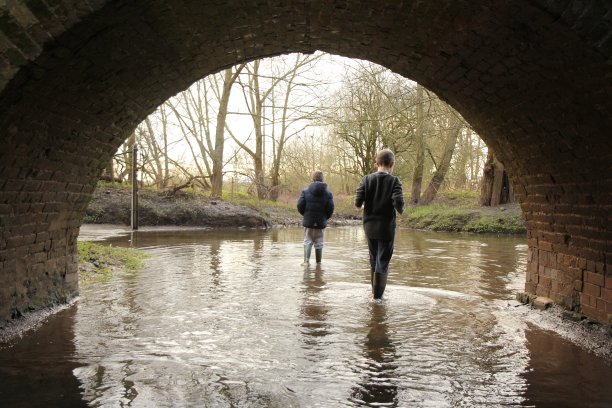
[0, 1, 610, 324]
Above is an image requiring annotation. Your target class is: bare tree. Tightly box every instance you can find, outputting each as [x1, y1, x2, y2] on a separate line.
[210, 64, 245, 197]
[447, 128, 487, 191]
[138, 115, 166, 189]
[228, 54, 322, 200]
[327, 62, 416, 178]
[167, 64, 244, 194]
[420, 113, 464, 204]
[123, 53, 490, 203]
[282, 129, 358, 196]
[409, 84, 426, 204]
[268, 54, 323, 200]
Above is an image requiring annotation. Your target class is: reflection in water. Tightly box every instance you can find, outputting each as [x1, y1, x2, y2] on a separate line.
[0, 307, 86, 407]
[300, 265, 330, 343]
[2, 226, 611, 407]
[351, 304, 398, 406]
[523, 327, 612, 408]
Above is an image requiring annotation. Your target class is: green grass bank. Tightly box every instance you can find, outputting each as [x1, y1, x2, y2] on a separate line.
[401, 191, 525, 234]
[77, 241, 146, 285]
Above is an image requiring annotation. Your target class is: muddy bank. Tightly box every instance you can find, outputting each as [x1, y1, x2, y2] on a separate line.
[513, 303, 612, 362]
[0, 301, 76, 346]
[84, 184, 361, 228]
[85, 185, 274, 228]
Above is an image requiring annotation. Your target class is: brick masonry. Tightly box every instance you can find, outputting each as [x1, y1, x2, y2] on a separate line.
[0, 1, 611, 325]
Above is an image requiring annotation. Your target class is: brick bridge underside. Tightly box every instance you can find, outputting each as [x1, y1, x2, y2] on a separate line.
[0, 1, 610, 325]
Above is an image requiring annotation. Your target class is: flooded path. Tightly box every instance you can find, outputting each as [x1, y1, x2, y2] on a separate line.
[1, 226, 611, 407]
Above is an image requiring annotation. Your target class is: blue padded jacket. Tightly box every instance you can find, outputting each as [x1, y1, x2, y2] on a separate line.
[297, 181, 334, 229]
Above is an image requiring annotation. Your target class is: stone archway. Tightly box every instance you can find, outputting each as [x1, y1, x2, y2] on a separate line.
[1, 1, 610, 324]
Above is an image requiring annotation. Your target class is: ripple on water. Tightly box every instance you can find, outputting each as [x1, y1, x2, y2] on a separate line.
[76, 231, 531, 407]
[3, 226, 610, 407]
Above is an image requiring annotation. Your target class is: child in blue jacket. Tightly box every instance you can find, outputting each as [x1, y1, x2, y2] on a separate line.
[297, 170, 335, 264]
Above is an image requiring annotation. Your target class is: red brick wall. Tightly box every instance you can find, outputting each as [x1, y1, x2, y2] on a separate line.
[0, 1, 610, 324]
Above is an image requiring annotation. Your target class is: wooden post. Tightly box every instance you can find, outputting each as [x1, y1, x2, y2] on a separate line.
[131, 145, 139, 230]
[129, 231, 138, 247]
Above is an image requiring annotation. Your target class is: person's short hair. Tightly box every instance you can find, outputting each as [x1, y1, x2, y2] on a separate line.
[376, 149, 395, 167]
[312, 170, 324, 182]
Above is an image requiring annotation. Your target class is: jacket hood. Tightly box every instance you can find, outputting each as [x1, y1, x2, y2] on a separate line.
[307, 181, 328, 196]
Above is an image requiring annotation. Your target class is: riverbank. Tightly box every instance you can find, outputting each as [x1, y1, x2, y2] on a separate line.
[402, 191, 525, 234]
[85, 183, 525, 234]
[77, 241, 146, 285]
[84, 182, 273, 228]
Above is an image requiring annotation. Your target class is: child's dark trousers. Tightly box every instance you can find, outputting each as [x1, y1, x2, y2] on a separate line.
[367, 238, 394, 275]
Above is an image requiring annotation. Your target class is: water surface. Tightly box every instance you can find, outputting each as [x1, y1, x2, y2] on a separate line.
[1, 226, 611, 407]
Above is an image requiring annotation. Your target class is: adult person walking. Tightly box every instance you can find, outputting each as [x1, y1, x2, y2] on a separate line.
[355, 149, 405, 300]
[297, 170, 335, 265]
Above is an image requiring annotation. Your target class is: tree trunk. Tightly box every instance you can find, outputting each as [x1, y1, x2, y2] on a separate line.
[410, 84, 425, 204]
[479, 152, 494, 206]
[506, 176, 515, 203]
[253, 155, 265, 199]
[230, 55, 321, 200]
[480, 150, 514, 206]
[106, 158, 114, 181]
[143, 117, 164, 189]
[420, 118, 461, 205]
[269, 56, 305, 201]
[211, 66, 244, 198]
[161, 105, 169, 189]
[245, 60, 267, 200]
[490, 156, 505, 206]
[269, 172, 281, 201]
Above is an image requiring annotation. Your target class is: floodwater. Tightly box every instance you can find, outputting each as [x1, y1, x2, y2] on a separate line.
[1, 226, 611, 407]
